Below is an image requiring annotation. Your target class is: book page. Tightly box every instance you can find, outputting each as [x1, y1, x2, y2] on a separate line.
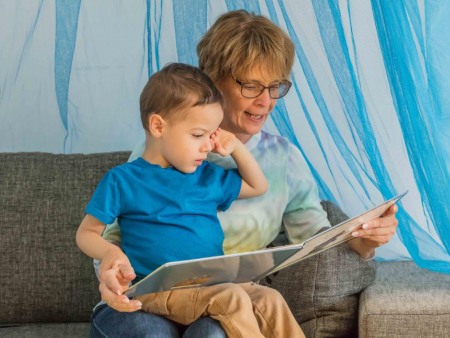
[124, 244, 301, 297]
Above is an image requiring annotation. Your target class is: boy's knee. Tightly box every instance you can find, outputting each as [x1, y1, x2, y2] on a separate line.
[252, 285, 289, 308]
[204, 283, 252, 305]
[217, 283, 249, 298]
[267, 288, 287, 306]
[263, 286, 283, 298]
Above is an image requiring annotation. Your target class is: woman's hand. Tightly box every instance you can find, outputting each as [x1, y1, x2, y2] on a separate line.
[348, 204, 399, 258]
[98, 245, 142, 312]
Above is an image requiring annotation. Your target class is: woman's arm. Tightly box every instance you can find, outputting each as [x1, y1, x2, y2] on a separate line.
[282, 142, 399, 258]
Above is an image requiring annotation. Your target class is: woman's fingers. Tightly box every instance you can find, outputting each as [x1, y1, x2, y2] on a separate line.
[352, 204, 399, 246]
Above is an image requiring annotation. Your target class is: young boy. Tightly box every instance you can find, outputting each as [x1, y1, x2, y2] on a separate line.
[76, 63, 305, 338]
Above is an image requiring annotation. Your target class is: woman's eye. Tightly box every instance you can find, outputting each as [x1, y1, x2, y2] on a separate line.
[244, 84, 259, 91]
[192, 134, 203, 138]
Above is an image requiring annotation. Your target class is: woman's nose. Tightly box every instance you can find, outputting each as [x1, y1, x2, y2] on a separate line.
[255, 88, 273, 106]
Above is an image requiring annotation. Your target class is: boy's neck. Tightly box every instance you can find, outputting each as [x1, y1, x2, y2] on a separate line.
[141, 140, 170, 168]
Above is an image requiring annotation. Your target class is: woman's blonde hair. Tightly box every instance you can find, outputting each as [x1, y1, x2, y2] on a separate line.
[197, 10, 295, 82]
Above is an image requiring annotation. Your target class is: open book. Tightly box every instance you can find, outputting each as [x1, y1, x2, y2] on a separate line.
[125, 191, 407, 297]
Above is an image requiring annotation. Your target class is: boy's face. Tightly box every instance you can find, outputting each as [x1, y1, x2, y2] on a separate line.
[159, 103, 223, 173]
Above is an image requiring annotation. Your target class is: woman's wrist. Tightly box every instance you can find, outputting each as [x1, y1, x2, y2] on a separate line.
[348, 238, 376, 260]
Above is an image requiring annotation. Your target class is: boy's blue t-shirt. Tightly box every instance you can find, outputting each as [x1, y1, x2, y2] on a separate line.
[86, 157, 242, 279]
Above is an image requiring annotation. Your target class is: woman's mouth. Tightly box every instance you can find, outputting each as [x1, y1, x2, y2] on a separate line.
[245, 112, 264, 120]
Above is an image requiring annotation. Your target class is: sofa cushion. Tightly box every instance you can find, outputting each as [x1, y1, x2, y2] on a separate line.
[0, 323, 89, 338]
[262, 201, 376, 338]
[1, 152, 376, 336]
[359, 261, 450, 338]
[0, 152, 130, 324]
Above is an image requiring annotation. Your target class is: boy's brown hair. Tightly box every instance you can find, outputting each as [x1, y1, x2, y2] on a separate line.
[140, 63, 223, 130]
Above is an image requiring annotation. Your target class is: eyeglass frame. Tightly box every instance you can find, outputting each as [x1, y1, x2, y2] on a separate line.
[233, 78, 292, 99]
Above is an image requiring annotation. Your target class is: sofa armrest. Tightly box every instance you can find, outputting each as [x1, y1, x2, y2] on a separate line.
[359, 261, 450, 338]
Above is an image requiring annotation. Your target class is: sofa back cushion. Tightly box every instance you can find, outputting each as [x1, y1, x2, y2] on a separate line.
[0, 152, 130, 324]
[261, 201, 376, 337]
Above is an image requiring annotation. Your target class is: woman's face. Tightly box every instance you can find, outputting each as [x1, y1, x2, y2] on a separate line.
[215, 66, 280, 143]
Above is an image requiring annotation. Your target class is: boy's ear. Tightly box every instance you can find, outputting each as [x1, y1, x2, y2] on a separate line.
[148, 114, 166, 137]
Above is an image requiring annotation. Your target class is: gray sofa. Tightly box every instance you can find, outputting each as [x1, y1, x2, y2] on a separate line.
[1, 152, 449, 338]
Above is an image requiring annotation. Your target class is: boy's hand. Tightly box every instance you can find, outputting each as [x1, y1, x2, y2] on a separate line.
[211, 128, 267, 198]
[210, 128, 239, 156]
[98, 246, 142, 312]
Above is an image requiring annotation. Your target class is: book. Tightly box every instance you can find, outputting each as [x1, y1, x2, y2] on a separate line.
[124, 191, 407, 297]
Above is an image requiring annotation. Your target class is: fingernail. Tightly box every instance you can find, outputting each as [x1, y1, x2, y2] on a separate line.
[352, 231, 360, 237]
[362, 224, 369, 229]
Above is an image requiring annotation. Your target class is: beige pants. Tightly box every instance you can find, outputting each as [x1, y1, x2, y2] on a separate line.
[136, 282, 305, 338]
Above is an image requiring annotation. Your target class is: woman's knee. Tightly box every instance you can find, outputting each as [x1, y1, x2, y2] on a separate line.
[90, 305, 181, 338]
[183, 317, 226, 338]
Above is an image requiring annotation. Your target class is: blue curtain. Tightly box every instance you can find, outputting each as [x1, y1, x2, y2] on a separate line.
[371, 0, 450, 271]
[0, 0, 448, 273]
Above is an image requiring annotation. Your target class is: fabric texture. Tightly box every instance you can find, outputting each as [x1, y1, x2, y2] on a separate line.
[9, 152, 449, 338]
[90, 306, 226, 338]
[86, 157, 241, 278]
[2, 1, 449, 270]
[137, 282, 304, 338]
[0, 324, 90, 338]
[261, 200, 376, 338]
[359, 261, 450, 338]
[0, 151, 130, 324]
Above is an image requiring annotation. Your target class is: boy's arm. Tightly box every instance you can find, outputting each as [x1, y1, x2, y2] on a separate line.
[76, 215, 140, 310]
[76, 214, 124, 261]
[211, 128, 267, 198]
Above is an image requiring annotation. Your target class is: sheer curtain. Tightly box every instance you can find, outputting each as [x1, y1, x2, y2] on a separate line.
[0, 0, 448, 272]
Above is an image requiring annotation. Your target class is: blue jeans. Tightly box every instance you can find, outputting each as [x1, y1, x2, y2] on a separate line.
[90, 304, 227, 338]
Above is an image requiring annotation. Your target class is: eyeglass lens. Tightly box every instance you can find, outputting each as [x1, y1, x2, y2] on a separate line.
[238, 81, 291, 99]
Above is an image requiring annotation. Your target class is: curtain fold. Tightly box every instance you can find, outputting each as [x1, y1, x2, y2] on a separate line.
[0, 0, 448, 272]
[371, 0, 449, 271]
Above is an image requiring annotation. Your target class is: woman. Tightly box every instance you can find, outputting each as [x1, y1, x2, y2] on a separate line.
[90, 10, 398, 338]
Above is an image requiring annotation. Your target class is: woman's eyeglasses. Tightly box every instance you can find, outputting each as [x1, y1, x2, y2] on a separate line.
[234, 79, 292, 99]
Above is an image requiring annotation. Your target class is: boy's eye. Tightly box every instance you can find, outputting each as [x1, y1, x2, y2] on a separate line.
[192, 134, 204, 138]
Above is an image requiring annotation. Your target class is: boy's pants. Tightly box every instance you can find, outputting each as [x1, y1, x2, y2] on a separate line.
[136, 282, 305, 338]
